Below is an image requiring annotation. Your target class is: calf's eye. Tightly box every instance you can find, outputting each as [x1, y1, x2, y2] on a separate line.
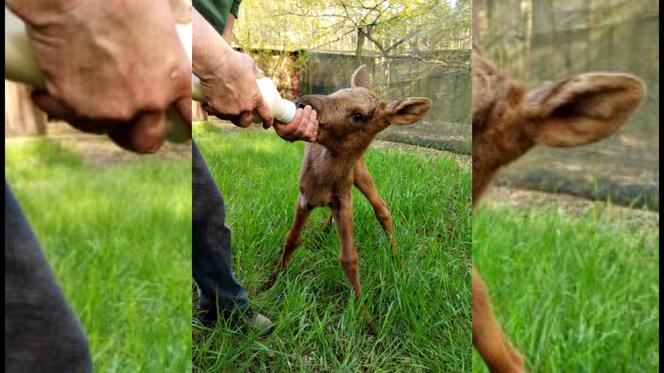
[351, 113, 366, 121]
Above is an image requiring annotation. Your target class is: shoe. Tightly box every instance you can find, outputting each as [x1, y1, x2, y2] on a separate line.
[193, 307, 218, 328]
[245, 310, 275, 336]
[193, 307, 274, 336]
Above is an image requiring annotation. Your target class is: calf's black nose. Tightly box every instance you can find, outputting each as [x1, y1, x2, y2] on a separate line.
[295, 95, 323, 112]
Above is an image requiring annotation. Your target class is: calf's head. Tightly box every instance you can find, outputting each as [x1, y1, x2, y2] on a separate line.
[297, 65, 432, 152]
[472, 51, 646, 202]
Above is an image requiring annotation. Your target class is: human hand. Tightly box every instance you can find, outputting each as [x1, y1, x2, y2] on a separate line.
[192, 9, 273, 129]
[7, 0, 192, 153]
[273, 105, 318, 142]
[198, 50, 274, 129]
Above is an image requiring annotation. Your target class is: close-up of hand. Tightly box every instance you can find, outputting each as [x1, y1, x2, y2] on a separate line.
[273, 105, 318, 142]
[192, 8, 273, 129]
[6, 0, 192, 153]
[198, 50, 274, 129]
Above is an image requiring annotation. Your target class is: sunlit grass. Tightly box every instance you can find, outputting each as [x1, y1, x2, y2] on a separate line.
[473, 203, 659, 372]
[5, 138, 192, 372]
[192, 123, 472, 372]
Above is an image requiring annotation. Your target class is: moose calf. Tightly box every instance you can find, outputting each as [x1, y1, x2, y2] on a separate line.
[472, 50, 645, 373]
[275, 65, 432, 298]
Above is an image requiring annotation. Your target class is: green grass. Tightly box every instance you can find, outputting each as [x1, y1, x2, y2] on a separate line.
[5, 138, 192, 372]
[473, 203, 659, 372]
[192, 123, 472, 372]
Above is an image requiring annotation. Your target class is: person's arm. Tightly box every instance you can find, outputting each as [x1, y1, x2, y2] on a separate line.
[222, 14, 235, 43]
[6, 0, 191, 153]
[196, 7, 317, 141]
[192, 8, 273, 128]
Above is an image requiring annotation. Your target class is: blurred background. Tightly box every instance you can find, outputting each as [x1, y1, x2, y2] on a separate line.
[4, 1, 193, 365]
[193, 0, 473, 154]
[473, 2, 659, 372]
[474, 0, 659, 211]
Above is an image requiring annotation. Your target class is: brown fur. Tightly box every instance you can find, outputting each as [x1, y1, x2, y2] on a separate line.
[275, 65, 432, 297]
[472, 50, 645, 373]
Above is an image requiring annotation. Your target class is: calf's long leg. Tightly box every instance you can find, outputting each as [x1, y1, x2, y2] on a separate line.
[277, 194, 313, 270]
[473, 266, 527, 373]
[353, 159, 397, 257]
[332, 195, 361, 297]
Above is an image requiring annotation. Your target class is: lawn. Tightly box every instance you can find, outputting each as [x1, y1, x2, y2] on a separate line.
[5, 137, 192, 372]
[192, 123, 473, 372]
[472, 201, 659, 372]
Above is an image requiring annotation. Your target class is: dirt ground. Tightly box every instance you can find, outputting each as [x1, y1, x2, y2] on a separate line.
[480, 186, 659, 230]
[45, 121, 191, 166]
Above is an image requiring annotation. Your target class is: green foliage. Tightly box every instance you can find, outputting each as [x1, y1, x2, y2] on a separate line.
[192, 124, 472, 372]
[5, 138, 192, 372]
[234, 0, 471, 56]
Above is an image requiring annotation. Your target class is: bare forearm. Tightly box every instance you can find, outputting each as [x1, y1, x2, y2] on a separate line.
[222, 14, 235, 43]
[192, 7, 233, 80]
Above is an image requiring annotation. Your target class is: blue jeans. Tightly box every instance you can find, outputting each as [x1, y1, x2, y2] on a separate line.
[192, 141, 249, 316]
[5, 182, 92, 372]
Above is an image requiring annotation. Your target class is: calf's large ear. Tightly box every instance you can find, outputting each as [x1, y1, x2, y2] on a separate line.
[385, 97, 432, 125]
[523, 73, 645, 147]
[351, 65, 372, 88]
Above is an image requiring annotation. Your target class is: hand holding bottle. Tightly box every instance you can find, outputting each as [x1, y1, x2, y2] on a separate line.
[5, 0, 192, 153]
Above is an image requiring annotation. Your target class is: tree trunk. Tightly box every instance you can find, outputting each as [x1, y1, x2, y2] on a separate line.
[4, 80, 48, 137]
[192, 100, 208, 122]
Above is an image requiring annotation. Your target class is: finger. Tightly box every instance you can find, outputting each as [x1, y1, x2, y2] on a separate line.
[231, 111, 253, 128]
[32, 91, 117, 134]
[289, 107, 305, 126]
[293, 107, 315, 142]
[202, 103, 220, 116]
[174, 97, 192, 128]
[275, 110, 301, 138]
[31, 90, 76, 121]
[304, 107, 317, 130]
[281, 107, 304, 131]
[108, 111, 166, 153]
[292, 105, 311, 129]
[69, 118, 121, 135]
[202, 106, 242, 125]
[254, 96, 274, 129]
[303, 110, 318, 142]
[292, 105, 313, 138]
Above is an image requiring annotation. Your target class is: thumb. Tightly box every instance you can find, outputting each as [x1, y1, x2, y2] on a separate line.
[108, 111, 166, 153]
[174, 97, 192, 127]
[254, 96, 274, 129]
